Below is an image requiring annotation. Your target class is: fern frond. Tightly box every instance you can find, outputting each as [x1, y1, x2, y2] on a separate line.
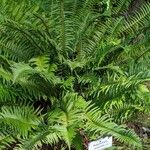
[85, 104, 142, 148]
[0, 106, 42, 138]
[91, 70, 150, 99]
[18, 126, 61, 150]
[121, 2, 150, 34]
[11, 63, 36, 83]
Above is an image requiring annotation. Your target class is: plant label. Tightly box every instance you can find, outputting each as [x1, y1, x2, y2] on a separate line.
[88, 136, 112, 150]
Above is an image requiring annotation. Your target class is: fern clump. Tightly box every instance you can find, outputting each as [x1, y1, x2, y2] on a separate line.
[0, 0, 150, 149]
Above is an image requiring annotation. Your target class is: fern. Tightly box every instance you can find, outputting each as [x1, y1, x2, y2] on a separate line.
[0, 105, 42, 138]
[0, 0, 150, 149]
[85, 104, 141, 147]
[121, 2, 150, 34]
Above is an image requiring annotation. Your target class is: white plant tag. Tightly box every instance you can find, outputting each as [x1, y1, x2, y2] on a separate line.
[88, 136, 112, 150]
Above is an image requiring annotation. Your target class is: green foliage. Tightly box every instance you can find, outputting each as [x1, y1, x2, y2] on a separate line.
[0, 0, 150, 149]
[0, 106, 42, 138]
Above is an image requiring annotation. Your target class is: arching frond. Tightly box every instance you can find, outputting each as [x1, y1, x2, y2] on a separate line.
[121, 2, 150, 34]
[0, 105, 42, 138]
[85, 103, 142, 147]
